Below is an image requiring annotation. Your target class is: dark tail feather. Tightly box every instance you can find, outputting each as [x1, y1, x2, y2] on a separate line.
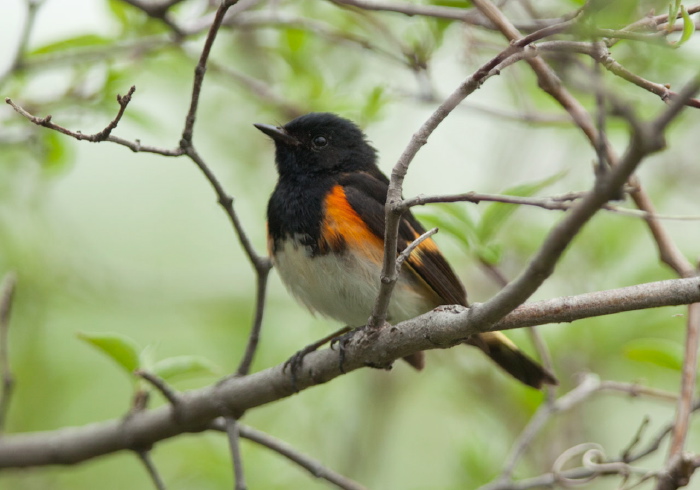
[467, 332, 558, 389]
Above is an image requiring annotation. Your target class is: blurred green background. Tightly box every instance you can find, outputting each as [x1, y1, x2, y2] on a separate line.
[1, 0, 699, 488]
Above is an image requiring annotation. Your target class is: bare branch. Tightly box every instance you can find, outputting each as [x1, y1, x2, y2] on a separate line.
[210, 421, 367, 490]
[668, 303, 700, 457]
[135, 370, 181, 408]
[180, 0, 240, 147]
[0, 273, 17, 434]
[404, 190, 587, 210]
[0, 0, 42, 87]
[6, 2, 273, 378]
[499, 374, 602, 481]
[395, 227, 438, 272]
[235, 270, 271, 376]
[136, 450, 167, 490]
[368, 34, 545, 327]
[6, 86, 137, 143]
[0, 277, 697, 468]
[471, 0, 697, 280]
[327, 0, 578, 32]
[224, 418, 247, 490]
[120, 0, 185, 37]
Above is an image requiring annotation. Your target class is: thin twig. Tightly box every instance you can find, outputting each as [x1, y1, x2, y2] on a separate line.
[235, 269, 270, 376]
[6, 2, 273, 378]
[621, 416, 651, 463]
[471, 0, 698, 283]
[489, 374, 681, 489]
[545, 40, 700, 109]
[368, 27, 552, 327]
[180, 0, 240, 147]
[328, 0, 577, 32]
[668, 303, 700, 457]
[395, 228, 438, 272]
[628, 400, 700, 464]
[120, 0, 185, 37]
[224, 417, 247, 490]
[6, 86, 136, 142]
[210, 421, 367, 490]
[404, 190, 587, 210]
[482, 401, 700, 490]
[0, 273, 17, 434]
[135, 370, 181, 408]
[499, 374, 601, 481]
[137, 450, 167, 490]
[0, 0, 42, 87]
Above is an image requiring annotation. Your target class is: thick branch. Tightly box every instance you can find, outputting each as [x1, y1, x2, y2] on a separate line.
[0, 277, 697, 468]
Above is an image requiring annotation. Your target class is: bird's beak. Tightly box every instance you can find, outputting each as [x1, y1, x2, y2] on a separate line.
[253, 123, 300, 146]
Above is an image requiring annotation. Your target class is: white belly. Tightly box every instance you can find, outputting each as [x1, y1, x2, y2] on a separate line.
[274, 239, 436, 327]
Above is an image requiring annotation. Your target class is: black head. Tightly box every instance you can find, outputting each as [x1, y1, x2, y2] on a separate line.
[254, 113, 378, 179]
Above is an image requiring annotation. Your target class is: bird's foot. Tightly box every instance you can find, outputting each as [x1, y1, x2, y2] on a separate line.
[284, 326, 352, 392]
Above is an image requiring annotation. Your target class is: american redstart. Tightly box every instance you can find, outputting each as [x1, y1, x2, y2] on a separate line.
[255, 113, 557, 389]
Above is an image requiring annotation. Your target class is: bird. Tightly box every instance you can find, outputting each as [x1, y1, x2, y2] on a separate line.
[255, 112, 557, 389]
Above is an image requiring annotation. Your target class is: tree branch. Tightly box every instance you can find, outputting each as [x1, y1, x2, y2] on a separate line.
[471, 0, 697, 280]
[136, 450, 167, 490]
[0, 0, 42, 87]
[0, 277, 697, 468]
[0, 273, 17, 434]
[667, 303, 700, 457]
[210, 421, 367, 490]
[225, 417, 247, 490]
[6, 86, 137, 143]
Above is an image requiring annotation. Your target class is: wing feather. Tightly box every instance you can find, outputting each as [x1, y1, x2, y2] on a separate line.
[338, 172, 467, 307]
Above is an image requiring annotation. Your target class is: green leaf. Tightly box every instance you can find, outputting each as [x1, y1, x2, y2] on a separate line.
[151, 356, 218, 382]
[41, 131, 73, 174]
[77, 332, 141, 374]
[415, 209, 471, 251]
[30, 34, 114, 56]
[667, 0, 682, 32]
[477, 171, 566, 244]
[360, 86, 387, 123]
[284, 28, 307, 53]
[623, 338, 684, 371]
[107, 0, 130, 30]
[676, 6, 696, 47]
[476, 243, 502, 265]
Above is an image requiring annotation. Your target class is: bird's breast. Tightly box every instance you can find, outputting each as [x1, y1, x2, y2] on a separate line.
[271, 234, 437, 327]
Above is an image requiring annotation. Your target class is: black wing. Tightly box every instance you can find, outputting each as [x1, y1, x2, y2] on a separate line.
[338, 171, 467, 307]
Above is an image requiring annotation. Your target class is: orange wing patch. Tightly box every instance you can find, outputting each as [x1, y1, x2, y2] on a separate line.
[404, 223, 439, 268]
[322, 185, 384, 261]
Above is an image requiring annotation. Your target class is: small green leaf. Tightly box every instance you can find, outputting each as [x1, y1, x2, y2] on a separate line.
[476, 243, 502, 265]
[108, 0, 130, 29]
[77, 332, 141, 374]
[676, 6, 696, 47]
[415, 210, 471, 251]
[477, 171, 566, 244]
[30, 34, 114, 56]
[151, 356, 218, 382]
[361, 86, 387, 122]
[623, 338, 684, 371]
[284, 28, 307, 53]
[667, 0, 682, 32]
[41, 131, 73, 174]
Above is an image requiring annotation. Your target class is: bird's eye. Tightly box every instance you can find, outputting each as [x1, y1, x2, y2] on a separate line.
[312, 136, 328, 148]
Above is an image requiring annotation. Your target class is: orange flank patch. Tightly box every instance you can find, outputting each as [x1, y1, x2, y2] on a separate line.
[322, 185, 384, 259]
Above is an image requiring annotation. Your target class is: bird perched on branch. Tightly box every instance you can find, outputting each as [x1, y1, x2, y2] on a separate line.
[255, 112, 556, 389]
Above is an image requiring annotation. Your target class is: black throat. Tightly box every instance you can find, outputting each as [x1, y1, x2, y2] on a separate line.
[267, 173, 336, 256]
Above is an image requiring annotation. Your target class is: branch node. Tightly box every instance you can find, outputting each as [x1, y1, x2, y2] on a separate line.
[135, 370, 184, 423]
